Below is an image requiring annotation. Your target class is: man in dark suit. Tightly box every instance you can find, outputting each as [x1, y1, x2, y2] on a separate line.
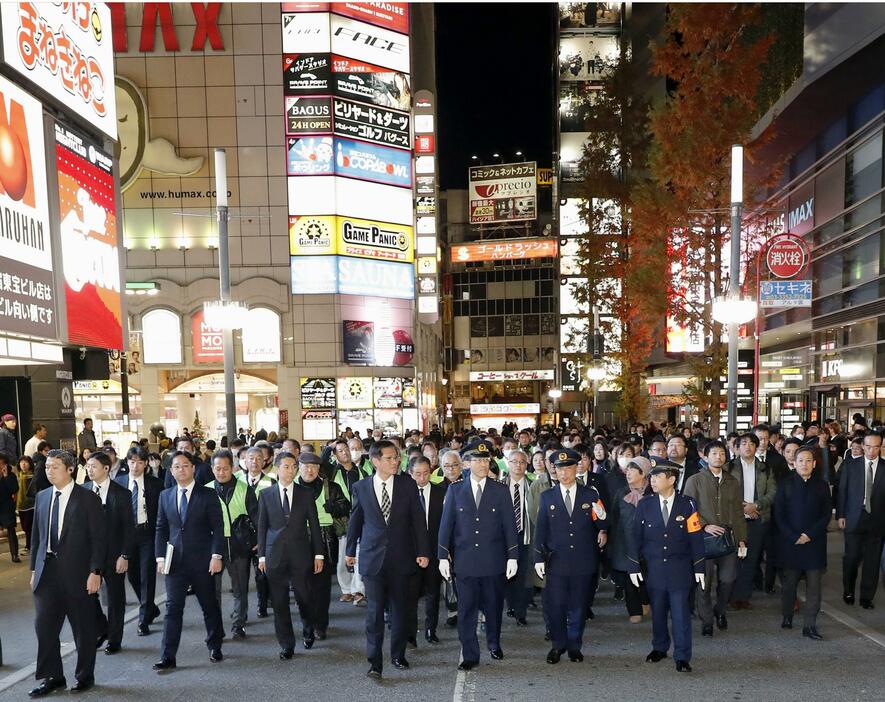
[257, 451, 325, 660]
[163, 437, 212, 488]
[153, 451, 225, 671]
[838, 430, 885, 608]
[29, 450, 106, 697]
[666, 434, 700, 494]
[438, 438, 519, 671]
[346, 439, 430, 680]
[501, 449, 536, 626]
[118, 446, 163, 635]
[83, 451, 134, 655]
[407, 456, 445, 644]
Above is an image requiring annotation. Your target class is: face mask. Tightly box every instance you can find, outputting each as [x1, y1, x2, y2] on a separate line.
[238, 459, 246, 470]
[617, 456, 631, 469]
[795, 433, 804, 441]
[350, 450, 362, 463]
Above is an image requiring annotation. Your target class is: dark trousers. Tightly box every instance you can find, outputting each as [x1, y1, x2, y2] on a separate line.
[763, 520, 781, 590]
[94, 571, 126, 647]
[699, 553, 737, 626]
[648, 586, 692, 662]
[611, 569, 649, 617]
[504, 542, 532, 619]
[546, 573, 591, 652]
[732, 519, 769, 601]
[19, 509, 33, 550]
[456, 574, 505, 664]
[299, 562, 331, 633]
[408, 561, 442, 635]
[363, 570, 410, 670]
[266, 562, 312, 650]
[34, 558, 96, 682]
[161, 566, 224, 659]
[127, 527, 159, 625]
[843, 514, 883, 601]
[3, 524, 18, 557]
[215, 555, 251, 629]
[782, 569, 821, 627]
[252, 556, 270, 612]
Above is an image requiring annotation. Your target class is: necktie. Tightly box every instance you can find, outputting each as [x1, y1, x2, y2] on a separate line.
[513, 483, 523, 533]
[865, 461, 874, 513]
[662, 498, 669, 525]
[381, 482, 391, 523]
[282, 487, 290, 519]
[564, 488, 573, 516]
[419, 486, 426, 512]
[94, 485, 101, 496]
[179, 488, 189, 522]
[131, 481, 140, 525]
[577, 475, 585, 487]
[49, 490, 61, 553]
[474, 483, 483, 509]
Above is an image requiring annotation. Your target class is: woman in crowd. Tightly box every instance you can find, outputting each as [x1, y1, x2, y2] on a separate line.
[608, 456, 651, 622]
[592, 441, 611, 474]
[0, 453, 19, 562]
[15, 455, 35, 554]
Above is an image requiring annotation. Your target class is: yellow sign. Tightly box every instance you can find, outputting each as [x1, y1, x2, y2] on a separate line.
[537, 168, 553, 186]
[336, 216, 414, 263]
[289, 215, 336, 255]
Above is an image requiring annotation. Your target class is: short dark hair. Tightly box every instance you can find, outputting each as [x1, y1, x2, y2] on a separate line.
[274, 451, 297, 467]
[88, 451, 113, 469]
[169, 450, 195, 465]
[126, 446, 150, 462]
[37, 440, 51, 452]
[649, 435, 667, 447]
[863, 430, 883, 443]
[794, 445, 816, 461]
[738, 433, 760, 448]
[34, 423, 47, 432]
[206, 440, 216, 451]
[175, 436, 194, 449]
[408, 455, 431, 473]
[334, 439, 349, 449]
[282, 438, 300, 450]
[783, 437, 803, 449]
[211, 449, 235, 467]
[753, 423, 771, 435]
[703, 440, 727, 457]
[666, 434, 686, 447]
[47, 449, 75, 471]
[369, 440, 397, 459]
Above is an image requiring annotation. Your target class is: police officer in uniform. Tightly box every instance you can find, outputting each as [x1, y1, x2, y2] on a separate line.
[534, 448, 609, 663]
[438, 438, 518, 671]
[629, 460, 705, 673]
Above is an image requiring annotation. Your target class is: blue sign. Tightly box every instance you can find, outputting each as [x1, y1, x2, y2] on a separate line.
[759, 279, 812, 308]
[290, 255, 415, 300]
[287, 136, 335, 176]
[291, 255, 338, 294]
[334, 137, 412, 188]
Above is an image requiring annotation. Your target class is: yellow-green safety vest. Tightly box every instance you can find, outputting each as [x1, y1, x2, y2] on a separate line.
[334, 464, 370, 502]
[314, 484, 333, 527]
[237, 471, 275, 494]
[207, 479, 249, 538]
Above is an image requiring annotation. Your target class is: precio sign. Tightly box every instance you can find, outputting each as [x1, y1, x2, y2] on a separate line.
[766, 234, 809, 279]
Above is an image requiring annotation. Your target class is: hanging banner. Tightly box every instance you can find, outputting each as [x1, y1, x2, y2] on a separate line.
[191, 308, 224, 363]
[330, 15, 410, 73]
[332, 97, 410, 149]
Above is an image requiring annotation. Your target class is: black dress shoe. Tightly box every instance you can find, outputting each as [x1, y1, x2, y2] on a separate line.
[546, 648, 561, 664]
[315, 629, 327, 640]
[94, 634, 106, 650]
[407, 636, 418, 649]
[279, 648, 294, 660]
[303, 634, 315, 649]
[257, 608, 269, 618]
[232, 626, 246, 639]
[446, 615, 458, 627]
[153, 658, 176, 671]
[515, 616, 528, 626]
[209, 649, 224, 662]
[425, 629, 439, 644]
[29, 677, 66, 697]
[367, 667, 382, 680]
[861, 599, 875, 609]
[716, 614, 728, 630]
[69, 679, 94, 693]
[675, 660, 692, 673]
[646, 649, 668, 663]
[614, 585, 625, 601]
[489, 647, 504, 660]
[457, 660, 477, 671]
[701, 625, 713, 637]
[392, 658, 409, 669]
[104, 643, 121, 654]
[544, 629, 551, 641]
[843, 593, 855, 605]
[781, 617, 793, 629]
[803, 627, 823, 640]
[506, 608, 515, 618]
[147, 604, 162, 624]
[11, 555, 21, 563]
[568, 650, 584, 662]
[136, 624, 151, 636]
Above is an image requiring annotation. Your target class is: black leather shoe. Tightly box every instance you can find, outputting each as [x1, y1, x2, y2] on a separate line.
[279, 648, 294, 660]
[716, 614, 728, 630]
[675, 660, 692, 673]
[446, 615, 458, 627]
[546, 648, 561, 664]
[843, 593, 855, 605]
[232, 626, 246, 639]
[29, 677, 66, 697]
[367, 667, 382, 680]
[803, 627, 823, 640]
[104, 643, 121, 654]
[407, 636, 418, 649]
[137, 624, 151, 636]
[544, 629, 551, 641]
[614, 585, 625, 601]
[701, 625, 713, 637]
[257, 608, 269, 618]
[209, 649, 224, 662]
[11, 555, 21, 563]
[315, 629, 327, 640]
[69, 679, 94, 693]
[153, 658, 176, 671]
[425, 629, 439, 644]
[457, 660, 477, 671]
[646, 649, 667, 663]
[94, 634, 106, 650]
[303, 634, 315, 649]
[568, 650, 584, 662]
[515, 616, 528, 626]
[489, 647, 504, 660]
[781, 617, 793, 629]
[392, 657, 409, 669]
[861, 599, 875, 609]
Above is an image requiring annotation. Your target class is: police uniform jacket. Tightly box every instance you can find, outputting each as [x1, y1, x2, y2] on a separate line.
[629, 492, 705, 590]
[774, 471, 832, 571]
[438, 476, 519, 578]
[534, 483, 608, 576]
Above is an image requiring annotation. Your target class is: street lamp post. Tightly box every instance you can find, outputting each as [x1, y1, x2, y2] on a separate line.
[214, 149, 238, 444]
[726, 146, 743, 435]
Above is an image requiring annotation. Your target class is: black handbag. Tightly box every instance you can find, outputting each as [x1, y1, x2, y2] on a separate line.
[231, 513, 258, 554]
[703, 524, 736, 559]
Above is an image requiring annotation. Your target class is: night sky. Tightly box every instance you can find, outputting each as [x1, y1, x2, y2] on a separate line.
[435, 3, 556, 190]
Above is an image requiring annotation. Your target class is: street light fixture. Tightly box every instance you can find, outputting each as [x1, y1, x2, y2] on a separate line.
[548, 388, 562, 399]
[203, 300, 248, 330]
[724, 144, 745, 435]
[712, 294, 757, 325]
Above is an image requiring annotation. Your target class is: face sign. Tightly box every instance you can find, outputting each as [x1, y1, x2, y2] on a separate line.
[86, 456, 110, 483]
[212, 456, 234, 484]
[276, 457, 298, 485]
[794, 449, 815, 479]
[45, 456, 74, 488]
[411, 461, 431, 488]
[171, 454, 195, 486]
[299, 461, 320, 483]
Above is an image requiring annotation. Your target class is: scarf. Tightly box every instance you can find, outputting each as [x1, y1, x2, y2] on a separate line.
[623, 480, 648, 507]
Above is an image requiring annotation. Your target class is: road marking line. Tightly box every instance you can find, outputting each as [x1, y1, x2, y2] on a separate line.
[821, 601, 885, 649]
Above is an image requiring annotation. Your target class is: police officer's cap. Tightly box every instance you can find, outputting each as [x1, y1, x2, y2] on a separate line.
[553, 447, 581, 467]
[298, 451, 322, 465]
[460, 438, 492, 459]
[648, 458, 680, 477]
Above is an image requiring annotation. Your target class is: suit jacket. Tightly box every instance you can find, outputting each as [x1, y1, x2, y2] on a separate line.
[346, 473, 430, 577]
[837, 456, 885, 535]
[774, 472, 832, 571]
[155, 484, 225, 573]
[501, 475, 536, 546]
[534, 483, 608, 576]
[674, 456, 701, 494]
[116, 473, 163, 531]
[726, 457, 777, 522]
[422, 481, 445, 565]
[83, 480, 134, 570]
[163, 460, 212, 489]
[257, 482, 324, 571]
[437, 476, 519, 578]
[30, 484, 107, 592]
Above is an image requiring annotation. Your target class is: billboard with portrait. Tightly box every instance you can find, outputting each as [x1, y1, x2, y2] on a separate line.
[343, 320, 375, 364]
[332, 55, 411, 111]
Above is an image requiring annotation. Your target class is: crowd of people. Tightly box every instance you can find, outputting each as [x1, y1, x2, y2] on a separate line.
[1, 411, 884, 696]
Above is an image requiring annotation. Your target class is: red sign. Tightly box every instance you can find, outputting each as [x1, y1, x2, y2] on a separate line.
[110, 3, 223, 52]
[191, 309, 224, 363]
[766, 234, 809, 279]
[279, 409, 289, 428]
[331, 2, 409, 33]
[415, 135, 435, 154]
[451, 238, 558, 263]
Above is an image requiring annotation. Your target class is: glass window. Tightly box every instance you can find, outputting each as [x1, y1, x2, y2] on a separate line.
[843, 235, 880, 287]
[845, 133, 883, 206]
[850, 85, 885, 132]
[814, 250, 843, 296]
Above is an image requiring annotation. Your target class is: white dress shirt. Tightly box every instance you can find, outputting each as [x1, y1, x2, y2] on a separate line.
[129, 475, 147, 525]
[278, 481, 294, 512]
[91, 477, 110, 505]
[559, 482, 576, 512]
[374, 473, 394, 511]
[672, 459, 687, 492]
[47, 479, 76, 553]
[470, 477, 487, 506]
[865, 457, 879, 497]
[417, 484, 430, 527]
[177, 481, 196, 514]
[740, 458, 756, 505]
[658, 493, 674, 525]
[510, 478, 529, 543]
[24, 435, 41, 457]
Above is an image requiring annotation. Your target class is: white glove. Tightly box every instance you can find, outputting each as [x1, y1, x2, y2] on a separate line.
[505, 558, 518, 579]
[695, 573, 706, 589]
[534, 562, 545, 579]
[629, 572, 643, 588]
[438, 559, 451, 581]
[737, 545, 748, 559]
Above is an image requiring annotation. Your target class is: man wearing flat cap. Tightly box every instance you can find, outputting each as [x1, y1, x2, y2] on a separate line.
[628, 459, 705, 673]
[438, 438, 519, 671]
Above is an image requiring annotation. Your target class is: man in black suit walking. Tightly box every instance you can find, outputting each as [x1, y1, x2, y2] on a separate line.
[163, 436, 212, 488]
[407, 456, 446, 645]
[154, 451, 225, 671]
[118, 446, 163, 635]
[346, 440, 430, 680]
[257, 451, 325, 659]
[83, 451, 134, 655]
[29, 449, 106, 697]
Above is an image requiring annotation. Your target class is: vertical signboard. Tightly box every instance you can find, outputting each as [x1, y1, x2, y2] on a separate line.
[413, 90, 438, 322]
[191, 308, 224, 363]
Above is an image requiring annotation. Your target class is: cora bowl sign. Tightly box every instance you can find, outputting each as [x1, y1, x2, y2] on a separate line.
[766, 234, 809, 279]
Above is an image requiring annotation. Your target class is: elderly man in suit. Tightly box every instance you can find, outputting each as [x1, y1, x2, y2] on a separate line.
[153, 451, 225, 671]
[29, 450, 106, 697]
[838, 430, 885, 608]
[346, 440, 430, 680]
[257, 451, 325, 660]
[501, 448, 536, 626]
[438, 438, 519, 671]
